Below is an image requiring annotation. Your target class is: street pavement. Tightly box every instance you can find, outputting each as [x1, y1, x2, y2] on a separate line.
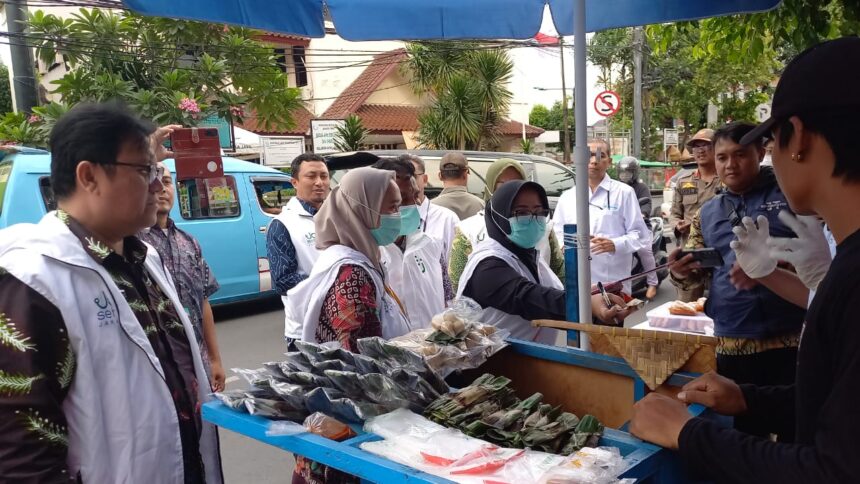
[212, 261, 680, 482]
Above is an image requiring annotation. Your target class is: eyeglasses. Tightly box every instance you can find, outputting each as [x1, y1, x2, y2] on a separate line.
[511, 209, 550, 223]
[690, 144, 711, 152]
[113, 162, 164, 184]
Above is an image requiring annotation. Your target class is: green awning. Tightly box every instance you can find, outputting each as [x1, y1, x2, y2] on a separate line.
[611, 154, 671, 168]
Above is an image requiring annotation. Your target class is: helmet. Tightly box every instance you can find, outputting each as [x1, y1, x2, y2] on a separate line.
[618, 156, 640, 184]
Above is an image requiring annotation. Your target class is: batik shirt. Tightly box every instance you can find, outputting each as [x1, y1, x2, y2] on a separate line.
[0, 210, 205, 482]
[139, 218, 219, 372]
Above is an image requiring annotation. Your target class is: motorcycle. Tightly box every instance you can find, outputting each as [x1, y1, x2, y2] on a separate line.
[631, 198, 669, 298]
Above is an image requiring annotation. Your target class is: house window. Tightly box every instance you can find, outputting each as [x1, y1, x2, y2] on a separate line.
[177, 176, 241, 219]
[39, 176, 57, 212]
[274, 48, 288, 74]
[292, 46, 308, 87]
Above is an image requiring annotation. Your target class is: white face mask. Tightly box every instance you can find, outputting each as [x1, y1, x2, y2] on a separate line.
[762, 154, 773, 165]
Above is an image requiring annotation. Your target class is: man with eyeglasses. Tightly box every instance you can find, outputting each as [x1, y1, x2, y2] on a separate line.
[139, 152, 226, 394]
[400, 154, 458, 260]
[552, 139, 650, 296]
[668, 121, 804, 440]
[670, 129, 720, 253]
[0, 103, 222, 482]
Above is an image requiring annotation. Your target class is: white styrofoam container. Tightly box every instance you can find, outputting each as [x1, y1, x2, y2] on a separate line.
[641, 301, 715, 335]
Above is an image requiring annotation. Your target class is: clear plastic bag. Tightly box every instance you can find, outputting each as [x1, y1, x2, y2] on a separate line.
[303, 412, 355, 441]
[265, 419, 307, 436]
[388, 298, 510, 377]
[539, 447, 626, 484]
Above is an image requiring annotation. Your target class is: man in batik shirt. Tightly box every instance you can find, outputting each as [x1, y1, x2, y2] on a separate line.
[140, 158, 224, 391]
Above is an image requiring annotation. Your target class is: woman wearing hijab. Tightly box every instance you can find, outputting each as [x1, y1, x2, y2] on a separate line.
[449, 158, 564, 292]
[283, 166, 412, 351]
[457, 181, 631, 344]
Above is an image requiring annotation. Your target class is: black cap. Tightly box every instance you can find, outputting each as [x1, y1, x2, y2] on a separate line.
[741, 36, 860, 145]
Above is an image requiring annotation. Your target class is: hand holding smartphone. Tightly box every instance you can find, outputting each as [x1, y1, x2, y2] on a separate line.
[678, 248, 724, 268]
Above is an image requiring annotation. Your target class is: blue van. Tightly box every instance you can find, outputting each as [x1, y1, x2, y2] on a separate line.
[0, 147, 294, 305]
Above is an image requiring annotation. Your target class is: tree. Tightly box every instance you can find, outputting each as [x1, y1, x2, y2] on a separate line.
[404, 42, 512, 150]
[0, 65, 12, 114]
[650, 0, 860, 64]
[333, 115, 368, 152]
[25, 8, 303, 133]
[519, 138, 534, 154]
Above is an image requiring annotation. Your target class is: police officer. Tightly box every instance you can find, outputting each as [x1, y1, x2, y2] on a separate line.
[670, 128, 721, 251]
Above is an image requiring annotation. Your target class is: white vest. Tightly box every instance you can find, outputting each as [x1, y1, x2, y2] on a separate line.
[285, 245, 413, 342]
[380, 232, 446, 329]
[275, 197, 320, 338]
[419, 196, 458, 260]
[457, 238, 563, 345]
[0, 215, 222, 484]
[457, 211, 556, 267]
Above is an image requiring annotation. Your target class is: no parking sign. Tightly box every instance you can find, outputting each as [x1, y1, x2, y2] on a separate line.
[594, 90, 621, 117]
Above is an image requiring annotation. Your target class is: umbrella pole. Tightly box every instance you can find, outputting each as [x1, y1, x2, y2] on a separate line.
[574, 0, 592, 346]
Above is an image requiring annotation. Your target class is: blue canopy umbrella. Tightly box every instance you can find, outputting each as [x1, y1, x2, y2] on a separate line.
[123, 0, 782, 326]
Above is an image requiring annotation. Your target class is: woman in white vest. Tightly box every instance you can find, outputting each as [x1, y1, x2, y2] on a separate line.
[284, 167, 412, 350]
[456, 181, 634, 344]
[376, 157, 449, 328]
[449, 158, 564, 292]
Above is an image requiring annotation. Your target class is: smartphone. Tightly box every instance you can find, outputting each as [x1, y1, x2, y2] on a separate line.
[170, 127, 224, 180]
[679, 248, 724, 268]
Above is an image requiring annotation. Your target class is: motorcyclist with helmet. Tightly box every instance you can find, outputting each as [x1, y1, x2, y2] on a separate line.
[618, 156, 659, 300]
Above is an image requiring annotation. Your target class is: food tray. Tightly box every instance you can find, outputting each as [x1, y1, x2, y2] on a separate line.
[646, 301, 714, 335]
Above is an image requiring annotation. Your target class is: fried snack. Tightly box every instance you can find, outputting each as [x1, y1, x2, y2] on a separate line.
[694, 297, 707, 312]
[668, 301, 698, 316]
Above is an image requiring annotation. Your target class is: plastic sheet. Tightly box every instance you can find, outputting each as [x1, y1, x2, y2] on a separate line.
[539, 447, 627, 484]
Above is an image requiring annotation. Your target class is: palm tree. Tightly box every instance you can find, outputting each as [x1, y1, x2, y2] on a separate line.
[404, 42, 513, 151]
[333, 115, 368, 152]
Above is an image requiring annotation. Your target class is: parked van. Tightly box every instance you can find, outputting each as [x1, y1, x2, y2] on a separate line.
[0, 147, 294, 305]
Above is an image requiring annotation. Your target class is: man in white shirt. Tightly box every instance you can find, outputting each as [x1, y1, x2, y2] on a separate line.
[552, 139, 650, 293]
[400, 154, 459, 260]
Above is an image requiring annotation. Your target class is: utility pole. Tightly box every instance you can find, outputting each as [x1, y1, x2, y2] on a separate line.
[559, 39, 572, 164]
[5, 0, 37, 113]
[632, 26, 644, 158]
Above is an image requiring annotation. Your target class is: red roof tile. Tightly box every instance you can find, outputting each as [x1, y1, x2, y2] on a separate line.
[351, 104, 543, 137]
[321, 49, 408, 119]
[253, 32, 310, 46]
[239, 105, 313, 136]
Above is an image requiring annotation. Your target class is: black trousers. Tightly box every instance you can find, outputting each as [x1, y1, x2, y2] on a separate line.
[717, 347, 798, 442]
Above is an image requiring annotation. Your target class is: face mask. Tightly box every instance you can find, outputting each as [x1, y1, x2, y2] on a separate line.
[398, 205, 421, 236]
[371, 213, 402, 246]
[506, 215, 548, 249]
[619, 171, 633, 183]
[762, 154, 773, 165]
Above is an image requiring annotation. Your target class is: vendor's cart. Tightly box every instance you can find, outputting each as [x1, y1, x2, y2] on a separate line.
[204, 337, 710, 483]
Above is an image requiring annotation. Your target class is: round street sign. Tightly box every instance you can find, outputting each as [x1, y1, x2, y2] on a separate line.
[755, 103, 772, 122]
[594, 90, 621, 117]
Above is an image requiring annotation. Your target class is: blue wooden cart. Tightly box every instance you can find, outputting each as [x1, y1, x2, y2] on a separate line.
[204, 338, 707, 482]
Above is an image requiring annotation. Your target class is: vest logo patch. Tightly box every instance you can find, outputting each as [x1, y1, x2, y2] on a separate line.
[761, 200, 788, 212]
[413, 255, 426, 274]
[477, 231, 486, 242]
[305, 232, 316, 245]
[94, 291, 118, 328]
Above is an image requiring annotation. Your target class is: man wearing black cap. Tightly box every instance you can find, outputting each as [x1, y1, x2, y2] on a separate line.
[431, 152, 485, 220]
[629, 37, 860, 483]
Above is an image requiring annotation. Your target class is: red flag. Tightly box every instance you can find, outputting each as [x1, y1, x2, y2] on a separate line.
[534, 32, 560, 45]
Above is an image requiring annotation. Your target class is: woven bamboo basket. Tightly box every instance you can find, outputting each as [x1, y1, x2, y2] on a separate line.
[533, 320, 717, 391]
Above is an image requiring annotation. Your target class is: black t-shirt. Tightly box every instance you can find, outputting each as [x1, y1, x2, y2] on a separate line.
[676, 228, 860, 483]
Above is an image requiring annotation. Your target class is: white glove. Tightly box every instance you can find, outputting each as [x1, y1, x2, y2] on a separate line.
[767, 211, 832, 291]
[729, 215, 778, 279]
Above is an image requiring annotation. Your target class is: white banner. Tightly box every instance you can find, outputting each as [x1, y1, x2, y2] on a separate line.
[260, 136, 305, 167]
[311, 119, 346, 154]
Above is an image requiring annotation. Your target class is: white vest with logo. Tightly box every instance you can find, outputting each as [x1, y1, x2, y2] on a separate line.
[275, 197, 320, 339]
[456, 238, 562, 345]
[458, 210, 556, 267]
[0, 215, 222, 484]
[284, 245, 413, 342]
[380, 232, 446, 329]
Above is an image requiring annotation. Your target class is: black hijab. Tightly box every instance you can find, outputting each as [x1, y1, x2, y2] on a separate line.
[485, 180, 550, 281]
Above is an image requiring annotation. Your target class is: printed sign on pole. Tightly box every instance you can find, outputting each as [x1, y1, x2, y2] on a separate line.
[663, 128, 679, 147]
[261, 136, 306, 168]
[311, 119, 346, 154]
[593, 90, 621, 117]
[755, 103, 772, 123]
